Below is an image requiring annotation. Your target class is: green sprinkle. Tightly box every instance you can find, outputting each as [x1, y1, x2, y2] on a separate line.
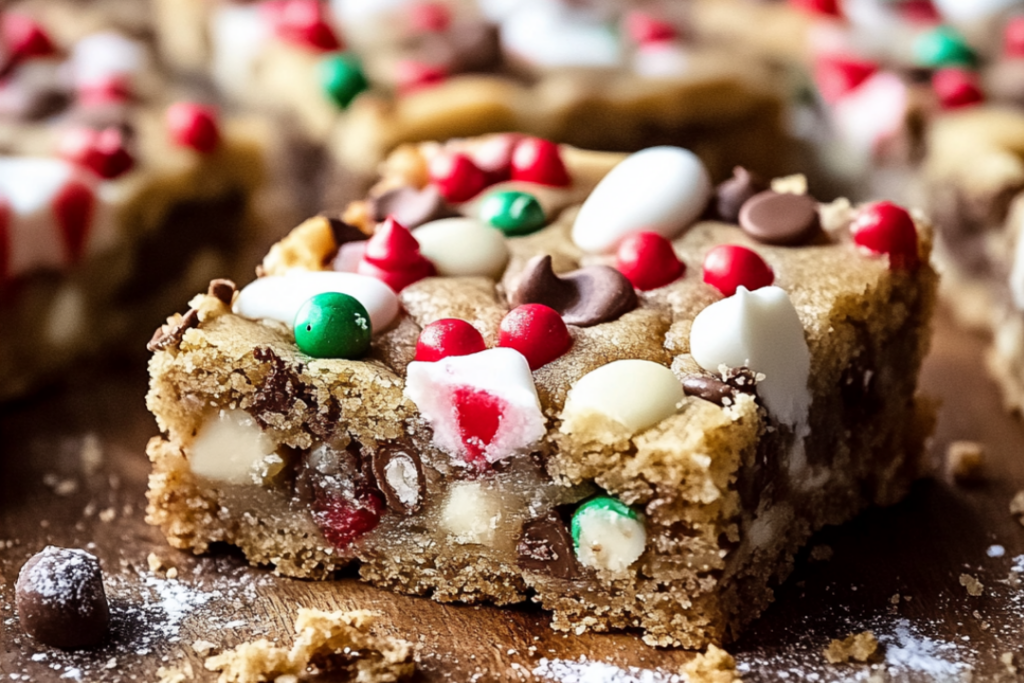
[479, 190, 546, 237]
[293, 292, 372, 359]
[913, 26, 976, 68]
[319, 53, 369, 109]
[571, 495, 639, 548]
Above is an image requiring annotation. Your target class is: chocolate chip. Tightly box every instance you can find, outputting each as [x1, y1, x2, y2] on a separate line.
[371, 445, 425, 514]
[738, 191, 821, 246]
[207, 278, 236, 305]
[511, 254, 637, 327]
[714, 167, 767, 224]
[16, 547, 110, 649]
[682, 368, 759, 407]
[368, 185, 459, 229]
[146, 308, 200, 352]
[324, 216, 368, 247]
[517, 511, 577, 579]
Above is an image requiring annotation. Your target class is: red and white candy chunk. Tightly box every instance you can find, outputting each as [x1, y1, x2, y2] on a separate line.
[850, 201, 919, 270]
[405, 347, 546, 468]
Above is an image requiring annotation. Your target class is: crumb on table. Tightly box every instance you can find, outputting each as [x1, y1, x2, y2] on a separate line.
[823, 631, 879, 664]
[681, 644, 743, 683]
[946, 440, 985, 483]
[960, 573, 984, 597]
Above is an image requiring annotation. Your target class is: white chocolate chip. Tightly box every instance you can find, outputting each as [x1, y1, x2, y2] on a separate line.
[441, 481, 502, 546]
[414, 217, 509, 279]
[574, 506, 646, 572]
[561, 360, 683, 434]
[189, 409, 278, 485]
[689, 286, 811, 430]
[572, 146, 711, 253]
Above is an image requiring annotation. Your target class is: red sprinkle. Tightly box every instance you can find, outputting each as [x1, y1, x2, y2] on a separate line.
[415, 319, 487, 362]
[702, 245, 774, 297]
[53, 180, 95, 264]
[265, 0, 341, 51]
[511, 137, 571, 187]
[166, 102, 221, 153]
[851, 201, 919, 270]
[408, 1, 452, 33]
[788, 0, 843, 18]
[58, 127, 134, 179]
[932, 68, 984, 110]
[623, 11, 678, 45]
[498, 304, 571, 371]
[314, 491, 384, 549]
[616, 232, 685, 291]
[813, 55, 877, 104]
[429, 152, 489, 203]
[452, 386, 503, 466]
[357, 217, 436, 291]
[1006, 17, 1024, 58]
[396, 60, 447, 94]
[2, 14, 55, 62]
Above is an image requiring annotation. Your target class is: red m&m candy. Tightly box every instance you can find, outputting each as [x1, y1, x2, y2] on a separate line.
[615, 232, 685, 291]
[59, 126, 134, 179]
[415, 319, 487, 362]
[851, 201, 919, 270]
[511, 137, 571, 187]
[498, 304, 571, 370]
[429, 152, 489, 203]
[167, 102, 221, 153]
[932, 68, 984, 110]
[702, 245, 774, 296]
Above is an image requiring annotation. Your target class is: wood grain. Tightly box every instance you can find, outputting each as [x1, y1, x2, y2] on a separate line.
[1, 306, 1023, 682]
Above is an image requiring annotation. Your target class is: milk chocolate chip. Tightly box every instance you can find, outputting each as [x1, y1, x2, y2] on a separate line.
[511, 254, 637, 327]
[714, 166, 766, 224]
[738, 191, 821, 246]
[207, 278, 236, 305]
[16, 546, 110, 649]
[682, 367, 759, 407]
[369, 185, 459, 229]
[146, 308, 199, 352]
[371, 445, 425, 514]
[517, 511, 577, 579]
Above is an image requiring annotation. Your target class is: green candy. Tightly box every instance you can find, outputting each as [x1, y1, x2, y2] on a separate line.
[293, 292, 371, 359]
[479, 190, 546, 237]
[913, 26, 976, 68]
[319, 53, 369, 109]
[571, 496, 639, 548]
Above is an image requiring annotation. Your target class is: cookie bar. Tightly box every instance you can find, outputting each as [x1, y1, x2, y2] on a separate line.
[146, 135, 937, 647]
[0, 11, 266, 400]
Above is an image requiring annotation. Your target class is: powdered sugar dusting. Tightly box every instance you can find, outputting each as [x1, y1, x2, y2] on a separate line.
[533, 656, 684, 683]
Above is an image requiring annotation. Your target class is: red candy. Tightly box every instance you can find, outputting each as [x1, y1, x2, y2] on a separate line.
[470, 133, 521, 184]
[850, 201, 919, 270]
[702, 245, 774, 297]
[77, 76, 132, 105]
[624, 11, 678, 45]
[615, 232, 685, 291]
[932, 68, 984, 110]
[429, 152, 489, 203]
[813, 55, 877, 104]
[2, 14, 55, 63]
[357, 217, 436, 291]
[166, 102, 221, 153]
[265, 0, 341, 51]
[1006, 17, 1024, 58]
[511, 137, 571, 187]
[498, 304, 571, 370]
[789, 0, 843, 17]
[395, 60, 447, 94]
[313, 491, 384, 549]
[53, 180, 95, 264]
[59, 127, 134, 180]
[415, 319, 486, 362]
[452, 386, 503, 465]
[408, 1, 452, 33]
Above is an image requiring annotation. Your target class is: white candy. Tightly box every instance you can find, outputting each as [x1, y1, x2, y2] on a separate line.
[440, 481, 503, 546]
[832, 71, 908, 159]
[414, 217, 509, 279]
[234, 270, 400, 332]
[573, 502, 646, 572]
[933, 0, 1020, 22]
[69, 32, 144, 88]
[190, 409, 279, 485]
[405, 348, 545, 465]
[500, 2, 622, 68]
[571, 147, 711, 254]
[329, 0, 415, 43]
[689, 286, 811, 430]
[562, 360, 683, 434]
[210, 4, 272, 99]
[632, 42, 690, 79]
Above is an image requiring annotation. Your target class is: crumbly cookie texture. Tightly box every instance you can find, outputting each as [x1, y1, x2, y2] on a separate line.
[147, 137, 937, 647]
[204, 609, 414, 683]
[823, 631, 879, 664]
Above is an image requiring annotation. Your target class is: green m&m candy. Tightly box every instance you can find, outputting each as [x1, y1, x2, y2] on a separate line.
[913, 26, 976, 68]
[319, 53, 369, 109]
[479, 190, 546, 237]
[293, 292, 371, 359]
[570, 495, 646, 572]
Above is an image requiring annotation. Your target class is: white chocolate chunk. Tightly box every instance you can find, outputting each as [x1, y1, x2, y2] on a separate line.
[571, 146, 711, 253]
[561, 360, 683, 434]
[689, 286, 811, 430]
[70, 32, 145, 88]
[414, 217, 509, 279]
[574, 505, 646, 572]
[234, 270, 400, 332]
[441, 481, 502, 546]
[189, 409, 278, 485]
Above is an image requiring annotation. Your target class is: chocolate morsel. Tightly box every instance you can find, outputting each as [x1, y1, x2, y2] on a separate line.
[368, 185, 459, 229]
[682, 368, 759, 407]
[517, 511, 577, 579]
[146, 308, 199, 352]
[371, 445, 426, 514]
[738, 190, 821, 246]
[207, 278, 236, 305]
[714, 166, 766, 224]
[511, 254, 637, 327]
[16, 546, 110, 649]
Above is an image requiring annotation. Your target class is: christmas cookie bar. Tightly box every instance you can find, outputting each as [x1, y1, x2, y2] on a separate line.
[145, 135, 937, 647]
[0, 11, 266, 400]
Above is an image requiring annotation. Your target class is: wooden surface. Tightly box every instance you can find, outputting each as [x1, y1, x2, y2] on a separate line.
[2, 306, 1024, 682]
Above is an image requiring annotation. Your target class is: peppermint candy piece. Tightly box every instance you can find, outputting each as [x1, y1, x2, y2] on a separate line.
[832, 71, 908, 159]
[572, 146, 711, 254]
[405, 347, 546, 468]
[571, 496, 646, 572]
[689, 286, 811, 429]
[561, 359, 683, 434]
[234, 270, 400, 332]
[413, 217, 509, 279]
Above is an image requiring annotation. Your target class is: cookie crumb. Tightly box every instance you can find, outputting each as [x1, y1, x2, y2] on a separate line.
[193, 639, 217, 657]
[1001, 652, 1017, 675]
[80, 433, 104, 475]
[157, 662, 194, 683]
[681, 644, 742, 683]
[204, 608, 414, 683]
[889, 593, 900, 605]
[1011, 491, 1024, 525]
[98, 507, 116, 523]
[960, 573, 984, 597]
[810, 545, 833, 562]
[946, 440, 985, 482]
[823, 631, 879, 664]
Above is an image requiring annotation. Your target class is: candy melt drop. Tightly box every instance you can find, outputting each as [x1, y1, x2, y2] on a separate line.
[166, 102, 220, 153]
[571, 496, 646, 572]
[615, 232, 684, 291]
[479, 190, 546, 236]
[356, 217, 436, 292]
[851, 201, 919, 270]
[572, 146, 710, 253]
[319, 53, 369, 108]
[689, 286, 811, 429]
[498, 304, 572, 370]
[561, 359, 683, 434]
[702, 244, 774, 296]
[413, 217, 509, 278]
[405, 348, 545, 467]
[415, 318, 486, 362]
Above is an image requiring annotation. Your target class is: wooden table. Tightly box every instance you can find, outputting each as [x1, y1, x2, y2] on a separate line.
[1, 306, 1022, 682]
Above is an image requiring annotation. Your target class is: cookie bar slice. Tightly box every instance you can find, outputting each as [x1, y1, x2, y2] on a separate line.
[146, 136, 936, 647]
